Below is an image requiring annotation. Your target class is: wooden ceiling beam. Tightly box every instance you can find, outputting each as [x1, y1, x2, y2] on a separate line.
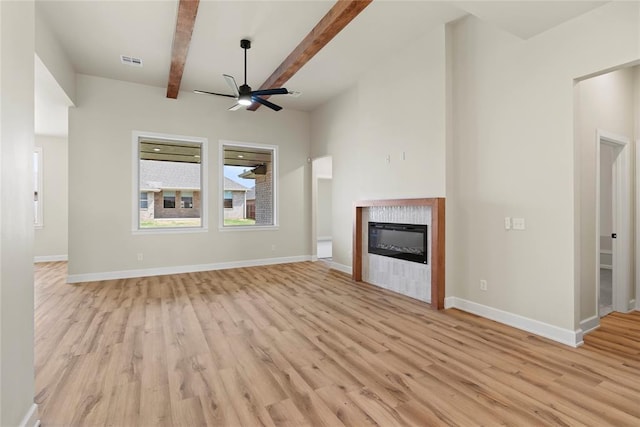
[166, 0, 200, 99]
[248, 0, 372, 111]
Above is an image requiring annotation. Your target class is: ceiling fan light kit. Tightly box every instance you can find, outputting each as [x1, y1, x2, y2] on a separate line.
[195, 39, 290, 112]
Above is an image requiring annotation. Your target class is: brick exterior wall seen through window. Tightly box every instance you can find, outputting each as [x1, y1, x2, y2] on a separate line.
[154, 190, 201, 219]
[223, 191, 246, 220]
[254, 163, 273, 225]
[139, 191, 155, 220]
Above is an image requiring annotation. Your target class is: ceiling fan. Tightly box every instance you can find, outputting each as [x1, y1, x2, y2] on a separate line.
[195, 39, 289, 112]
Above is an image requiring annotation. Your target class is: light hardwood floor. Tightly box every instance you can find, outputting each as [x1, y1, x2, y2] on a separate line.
[35, 261, 640, 426]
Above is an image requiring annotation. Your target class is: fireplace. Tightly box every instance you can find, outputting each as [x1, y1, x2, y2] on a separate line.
[368, 222, 427, 264]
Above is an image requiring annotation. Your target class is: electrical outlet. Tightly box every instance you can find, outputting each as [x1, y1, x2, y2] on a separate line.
[137, 253, 143, 261]
[512, 217, 526, 230]
[504, 217, 511, 230]
[271, 244, 276, 251]
[480, 279, 487, 291]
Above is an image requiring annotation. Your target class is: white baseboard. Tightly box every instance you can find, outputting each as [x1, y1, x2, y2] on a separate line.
[579, 315, 600, 336]
[67, 255, 312, 283]
[444, 296, 456, 309]
[19, 403, 39, 427]
[311, 255, 319, 262]
[445, 297, 582, 347]
[330, 262, 352, 275]
[34, 254, 68, 263]
[628, 299, 636, 312]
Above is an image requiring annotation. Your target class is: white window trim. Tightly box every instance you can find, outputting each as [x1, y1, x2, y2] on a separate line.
[34, 146, 44, 229]
[132, 130, 208, 235]
[219, 139, 278, 232]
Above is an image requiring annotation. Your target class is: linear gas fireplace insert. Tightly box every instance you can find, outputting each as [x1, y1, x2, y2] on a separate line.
[368, 221, 427, 264]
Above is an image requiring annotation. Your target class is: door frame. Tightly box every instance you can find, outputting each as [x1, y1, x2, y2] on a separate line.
[636, 139, 640, 311]
[596, 129, 631, 316]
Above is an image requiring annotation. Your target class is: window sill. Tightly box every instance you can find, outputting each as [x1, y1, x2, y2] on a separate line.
[218, 225, 279, 232]
[132, 227, 208, 236]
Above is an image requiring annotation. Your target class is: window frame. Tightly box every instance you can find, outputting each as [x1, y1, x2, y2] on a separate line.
[223, 191, 233, 209]
[219, 140, 278, 231]
[132, 131, 208, 234]
[181, 191, 193, 209]
[163, 190, 176, 209]
[34, 147, 43, 228]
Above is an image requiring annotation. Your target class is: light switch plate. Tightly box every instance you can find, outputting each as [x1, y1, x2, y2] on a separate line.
[513, 217, 525, 230]
[504, 217, 511, 230]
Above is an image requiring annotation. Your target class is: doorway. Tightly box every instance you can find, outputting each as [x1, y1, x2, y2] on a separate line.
[596, 130, 630, 317]
[317, 178, 332, 259]
[312, 156, 332, 261]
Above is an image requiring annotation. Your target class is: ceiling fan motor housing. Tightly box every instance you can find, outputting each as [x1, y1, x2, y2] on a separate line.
[238, 83, 253, 105]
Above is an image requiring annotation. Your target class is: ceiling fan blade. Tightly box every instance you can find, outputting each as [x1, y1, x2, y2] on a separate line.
[194, 89, 236, 98]
[228, 103, 243, 111]
[223, 74, 240, 98]
[251, 96, 282, 111]
[251, 88, 288, 97]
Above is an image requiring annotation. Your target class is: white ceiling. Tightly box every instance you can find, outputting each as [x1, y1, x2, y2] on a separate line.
[35, 1, 609, 133]
[455, 1, 606, 40]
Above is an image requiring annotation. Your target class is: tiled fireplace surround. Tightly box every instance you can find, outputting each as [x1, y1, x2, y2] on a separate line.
[353, 198, 445, 310]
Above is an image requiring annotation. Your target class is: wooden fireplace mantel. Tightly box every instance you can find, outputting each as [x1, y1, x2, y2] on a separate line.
[353, 198, 445, 310]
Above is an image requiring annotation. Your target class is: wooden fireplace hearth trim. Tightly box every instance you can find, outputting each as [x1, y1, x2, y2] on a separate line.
[353, 198, 445, 310]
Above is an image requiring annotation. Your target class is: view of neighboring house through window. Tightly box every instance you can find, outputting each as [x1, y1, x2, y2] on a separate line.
[135, 133, 206, 230]
[221, 141, 276, 227]
[34, 147, 43, 227]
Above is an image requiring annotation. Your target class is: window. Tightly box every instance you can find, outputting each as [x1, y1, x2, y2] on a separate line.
[34, 147, 43, 227]
[140, 192, 148, 209]
[133, 131, 207, 232]
[163, 191, 176, 208]
[224, 191, 233, 208]
[181, 191, 193, 208]
[220, 141, 277, 228]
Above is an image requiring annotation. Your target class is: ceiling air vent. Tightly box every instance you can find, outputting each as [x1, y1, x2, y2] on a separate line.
[120, 55, 143, 67]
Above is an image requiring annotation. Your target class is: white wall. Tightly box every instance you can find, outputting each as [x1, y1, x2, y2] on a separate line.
[0, 1, 36, 425]
[311, 26, 447, 270]
[34, 135, 68, 260]
[576, 68, 636, 321]
[450, 3, 640, 333]
[68, 75, 311, 278]
[35, 5, 75, 104]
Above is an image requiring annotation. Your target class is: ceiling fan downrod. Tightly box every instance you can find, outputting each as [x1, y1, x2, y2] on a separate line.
[240, 39, 251, 86]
